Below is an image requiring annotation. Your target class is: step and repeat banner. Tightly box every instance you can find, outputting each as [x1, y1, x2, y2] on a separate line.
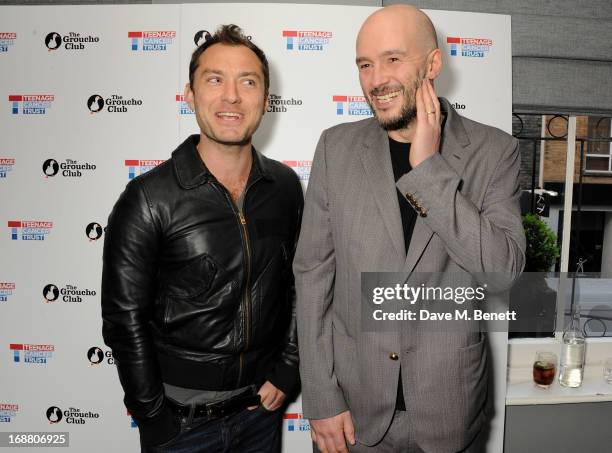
[0, 4, 511, 452]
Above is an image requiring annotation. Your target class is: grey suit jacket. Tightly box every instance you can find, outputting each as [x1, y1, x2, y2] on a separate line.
[294, 98, 525, 452]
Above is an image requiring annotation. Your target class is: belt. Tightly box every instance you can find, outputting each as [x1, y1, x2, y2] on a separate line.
[165, 389, 261, 419]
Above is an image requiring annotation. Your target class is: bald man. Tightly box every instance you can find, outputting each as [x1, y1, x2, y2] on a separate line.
[294, 5, 524, 453]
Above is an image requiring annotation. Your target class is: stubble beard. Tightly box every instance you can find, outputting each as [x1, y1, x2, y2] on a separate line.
[368, 77, 422, 132]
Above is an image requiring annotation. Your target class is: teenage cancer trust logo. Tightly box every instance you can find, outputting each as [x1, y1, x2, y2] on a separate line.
[10, 343, 54, 364]
[8, 220, 53, 241]
[176, 95, 194, 115]
[0, 282, 15, 302]
[333, 95, 372, 116]
[447, 36, 493, 58]
[0, 158, 15, 179]
[0, 404, 18, 422]
[128, 31, 176, 51]
[9, 94, 54, 115]
[284, 413, 310, 432]
[0, 33, 17, 53]
[283, 161, 312, 182]
[282, 30, 332, 51]
[125, 159, 164, 180]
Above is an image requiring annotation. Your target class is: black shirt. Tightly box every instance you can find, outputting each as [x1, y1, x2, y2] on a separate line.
[388, 137, 417, 411]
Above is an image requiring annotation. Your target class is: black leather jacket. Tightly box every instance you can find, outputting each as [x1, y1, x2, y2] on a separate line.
[101, 135, 303, 445]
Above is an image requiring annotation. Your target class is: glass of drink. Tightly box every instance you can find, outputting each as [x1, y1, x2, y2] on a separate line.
[533, 351, 557, 388]
[604, 358, 612, 384]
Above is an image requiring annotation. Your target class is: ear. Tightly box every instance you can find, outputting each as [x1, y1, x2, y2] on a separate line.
[425, 48, 443, 80]
[184, 82, 195, 111]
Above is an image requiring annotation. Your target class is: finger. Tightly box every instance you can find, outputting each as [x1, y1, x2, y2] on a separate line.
[325, 436, 345, 453]
[269, 392, 285, 410]
[330, 430, 349, 453]
[422, 79, 436, 124]
[343, 416, 356, 446]
[426, 79, 440, 124]
[316, 435, 330, 453]
[415, 82, 426, 123]
[260, 390, 275, 409]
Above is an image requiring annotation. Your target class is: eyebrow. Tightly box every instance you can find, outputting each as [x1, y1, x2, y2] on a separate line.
[202, 68, 262, 79]
[356, 49, 408, 65]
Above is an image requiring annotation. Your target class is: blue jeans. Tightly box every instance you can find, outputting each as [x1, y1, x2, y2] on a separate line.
[141, 405, 282, 453]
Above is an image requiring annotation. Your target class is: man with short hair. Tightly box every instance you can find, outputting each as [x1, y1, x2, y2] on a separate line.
[295, 5, 525, 453]
[102, 25, 302, 452]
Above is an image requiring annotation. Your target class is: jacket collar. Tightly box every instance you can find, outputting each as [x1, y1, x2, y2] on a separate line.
[172, 134, 273, 189]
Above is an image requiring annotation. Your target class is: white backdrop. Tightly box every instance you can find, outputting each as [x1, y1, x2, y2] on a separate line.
[0, 4, 511, 452]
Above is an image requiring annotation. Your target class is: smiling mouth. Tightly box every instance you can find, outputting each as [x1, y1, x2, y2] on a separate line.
[373, 90, 401, 105]
[216, 112, 242, 120]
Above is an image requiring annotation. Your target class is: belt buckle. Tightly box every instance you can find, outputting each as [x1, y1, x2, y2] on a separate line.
[205, 401, 224, 419]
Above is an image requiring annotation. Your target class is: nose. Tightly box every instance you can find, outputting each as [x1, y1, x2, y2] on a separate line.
[222, 80, 240, 104]
[370, 64, 391, 91]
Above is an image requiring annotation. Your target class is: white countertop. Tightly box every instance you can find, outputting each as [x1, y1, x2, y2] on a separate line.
[506, 365, 612, 405]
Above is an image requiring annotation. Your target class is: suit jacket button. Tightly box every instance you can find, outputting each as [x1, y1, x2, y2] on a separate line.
[420, 210, 428, 218]
[389, 352, 399, 361]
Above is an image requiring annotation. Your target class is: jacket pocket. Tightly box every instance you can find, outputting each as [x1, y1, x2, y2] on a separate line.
[163, 253, 217, 299]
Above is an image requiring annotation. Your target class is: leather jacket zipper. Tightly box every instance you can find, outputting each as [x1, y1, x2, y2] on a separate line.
[237, 210, 252, 387]
[211, 178, 259, 388]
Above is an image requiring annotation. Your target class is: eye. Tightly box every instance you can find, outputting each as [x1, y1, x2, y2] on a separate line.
[242, 79, 256, 86]
[207, 77, 221, 84]
[358, 63, 371, 70]
[389, 57, 400, 63]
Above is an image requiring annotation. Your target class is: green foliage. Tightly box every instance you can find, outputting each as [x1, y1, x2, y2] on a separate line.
[522, 213, 560, 272]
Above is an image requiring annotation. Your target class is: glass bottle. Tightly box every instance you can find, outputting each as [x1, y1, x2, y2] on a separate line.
[558, 303, 586, 387]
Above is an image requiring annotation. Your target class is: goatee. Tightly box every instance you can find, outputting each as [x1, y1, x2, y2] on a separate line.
[377, 103, 417, 131]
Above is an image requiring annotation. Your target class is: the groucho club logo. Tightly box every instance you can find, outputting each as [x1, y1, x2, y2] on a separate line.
[284, 413, 310, 432]
[267, 94, 302, 113]
[176, 95, 193, 115]
[282, 30, 332, 51]
[42, 159, 59, 177]
[332, 95, 372, 116]
[44, 32, 61, 50]
[8, 220, 53, 241]
[87, 93, 143, 114]
[86, 222, 105, 241]
[0, 158, 15, 179]
[283, 160, 312, 182]
[0, 33, 17, 53]
[87, 346, 114, 365]
[87, 94, 104, 113]
[10, 343, 55, 364]
[43, 158, 96, 178]
[42, 284, 59, 302]
[128, 30, 176, 51]
[45, 32, 99, 51]
[0, 403, 19, 423]
[125, 159, 165, 180]
[447, 36, 493, 58]
[46, 406, 100, 425]
[9, 94, 54, 115]
[46, 406, 63, 423]
[0, 282, 15, 303]
[43, 283, 96, 304]
[193, 30, 212, 46]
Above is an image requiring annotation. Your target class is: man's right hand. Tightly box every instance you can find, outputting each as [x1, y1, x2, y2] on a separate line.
[310, 410, 356, 453]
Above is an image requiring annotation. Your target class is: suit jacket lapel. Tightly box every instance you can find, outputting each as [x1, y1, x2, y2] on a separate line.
[402, 98, 472, 274]
[360, 121, 406, 261]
